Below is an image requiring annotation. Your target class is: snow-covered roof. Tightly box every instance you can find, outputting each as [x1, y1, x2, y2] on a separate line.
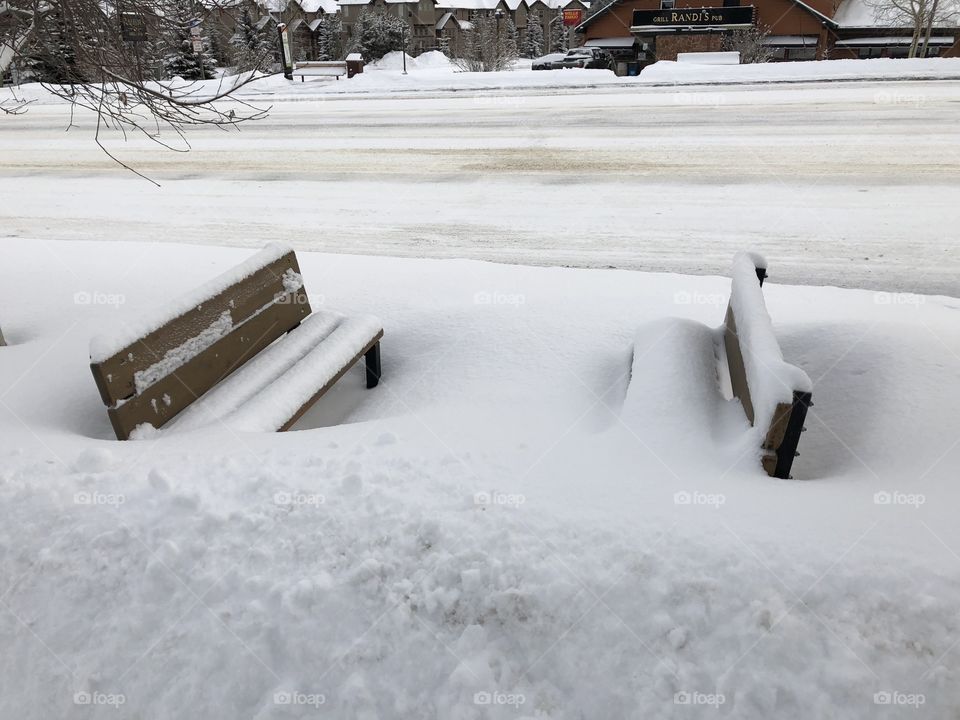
[584, 36, 635, 47]
[833, 0, 959, 27]
[836, 34, 956, 44]
[763, 34, 817, 46]
[832, 0, 883, 27]
[436, 10, 476, 28]
[531, 0, 588, 8]
[287, 16, 304, 29]
[255, 13, 276, 27]
[435, 0, 501, 9]
[298, 0, 339, 12]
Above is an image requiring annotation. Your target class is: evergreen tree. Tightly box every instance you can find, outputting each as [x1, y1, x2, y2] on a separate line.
[316, 13, 344, 60]
[549, 10, 568, 53]
[522, 10, 543, 58]
[24, 9, 83, 83]
[230, 8, 271, 68]
[162, 0, 217, 80]
[351, 9, 406, 61]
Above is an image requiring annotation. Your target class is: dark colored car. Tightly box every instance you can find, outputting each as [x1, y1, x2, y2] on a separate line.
[531, 52, 568, 70]
[555, 47, 615, 70]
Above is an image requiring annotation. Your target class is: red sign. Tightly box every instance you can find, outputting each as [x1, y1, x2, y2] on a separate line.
[562, 8, 584, 26]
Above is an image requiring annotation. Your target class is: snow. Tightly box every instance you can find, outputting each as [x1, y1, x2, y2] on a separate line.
[168, 309, 382, 434]
[3, 80, 959, 295]
[640, 57, 960, 83]
[88, 243, 292, 362]
[295, 0, 339, 13]
[676, 51, 741, 65]
[3, 70, 960, 719]
[132, 309, 232, 395]
[370, 50, 455, 73]
[727, 252, 812, 435]
[1, 238, 960, 719]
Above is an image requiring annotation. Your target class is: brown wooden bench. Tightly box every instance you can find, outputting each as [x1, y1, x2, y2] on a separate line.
[89, 245, 382, 440]
[723, 253, 811, 479]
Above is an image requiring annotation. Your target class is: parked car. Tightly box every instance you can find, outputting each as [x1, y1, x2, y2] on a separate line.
[555, 47, 615, 70]
[531, 52, 568, 70]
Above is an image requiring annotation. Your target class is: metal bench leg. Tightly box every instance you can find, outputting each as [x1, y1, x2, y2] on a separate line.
[365, 342, 381, 389]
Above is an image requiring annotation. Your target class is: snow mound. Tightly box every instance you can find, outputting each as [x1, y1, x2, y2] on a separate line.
[369, 51, 456, 73]
[4, 445, 960, 719]
[641, 57, 960, 84]
[622, 317, 750, 469]
[414, 50, 457, 70]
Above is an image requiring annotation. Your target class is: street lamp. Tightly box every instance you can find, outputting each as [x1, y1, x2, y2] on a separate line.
[401, 8, 413, 74]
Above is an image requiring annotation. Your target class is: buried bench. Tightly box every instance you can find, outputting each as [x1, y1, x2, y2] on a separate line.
[89, 245, 382, 440]
[292, 61, 347, 81]
[723, 253, 812, 479]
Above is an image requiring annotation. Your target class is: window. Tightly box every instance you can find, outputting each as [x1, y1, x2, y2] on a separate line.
[723, 0, 739, 6]
[660, 0, 675, 7]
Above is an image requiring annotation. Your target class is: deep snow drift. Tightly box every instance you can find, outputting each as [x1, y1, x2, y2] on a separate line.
[1, 239, 959, 719]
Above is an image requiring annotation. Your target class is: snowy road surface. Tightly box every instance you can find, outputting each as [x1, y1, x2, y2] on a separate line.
[1, 79, 959, 296]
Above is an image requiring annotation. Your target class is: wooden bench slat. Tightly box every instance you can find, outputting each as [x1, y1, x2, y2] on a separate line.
[219, 314, 382, 432]
[167, 310, 346, 432]
[90, 249, 304, 406]
[106, 291, 310, 439]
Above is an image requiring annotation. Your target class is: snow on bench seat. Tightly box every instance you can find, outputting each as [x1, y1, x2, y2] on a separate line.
[167, 310, 383, 434]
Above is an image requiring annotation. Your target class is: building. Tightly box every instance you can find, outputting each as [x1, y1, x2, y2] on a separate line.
[575, 0, 960, 68]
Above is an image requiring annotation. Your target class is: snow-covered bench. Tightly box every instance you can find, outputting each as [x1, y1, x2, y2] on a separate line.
[723, 253, 811, 478]
[292, 61, 348, 81]
[88, 245, 383, 440]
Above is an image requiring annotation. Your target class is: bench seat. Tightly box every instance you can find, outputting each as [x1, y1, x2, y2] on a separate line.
[167, 310, 382, 434]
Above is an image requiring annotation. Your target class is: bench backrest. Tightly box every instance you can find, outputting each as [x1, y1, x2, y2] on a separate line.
[90, 245, 311, 439]
[294, 62, 347, 75]
[724, 253, 812, 479]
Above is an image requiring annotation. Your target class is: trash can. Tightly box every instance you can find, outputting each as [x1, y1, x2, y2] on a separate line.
[626, 62, 639, 76]
[346, 53, 364, 78]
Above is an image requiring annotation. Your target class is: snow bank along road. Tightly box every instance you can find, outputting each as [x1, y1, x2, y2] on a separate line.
[1, 79, 959, 296]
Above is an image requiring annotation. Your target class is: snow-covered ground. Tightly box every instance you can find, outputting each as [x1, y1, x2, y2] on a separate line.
[2, 77, 959, 295]
[1, 238, 959, 719]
